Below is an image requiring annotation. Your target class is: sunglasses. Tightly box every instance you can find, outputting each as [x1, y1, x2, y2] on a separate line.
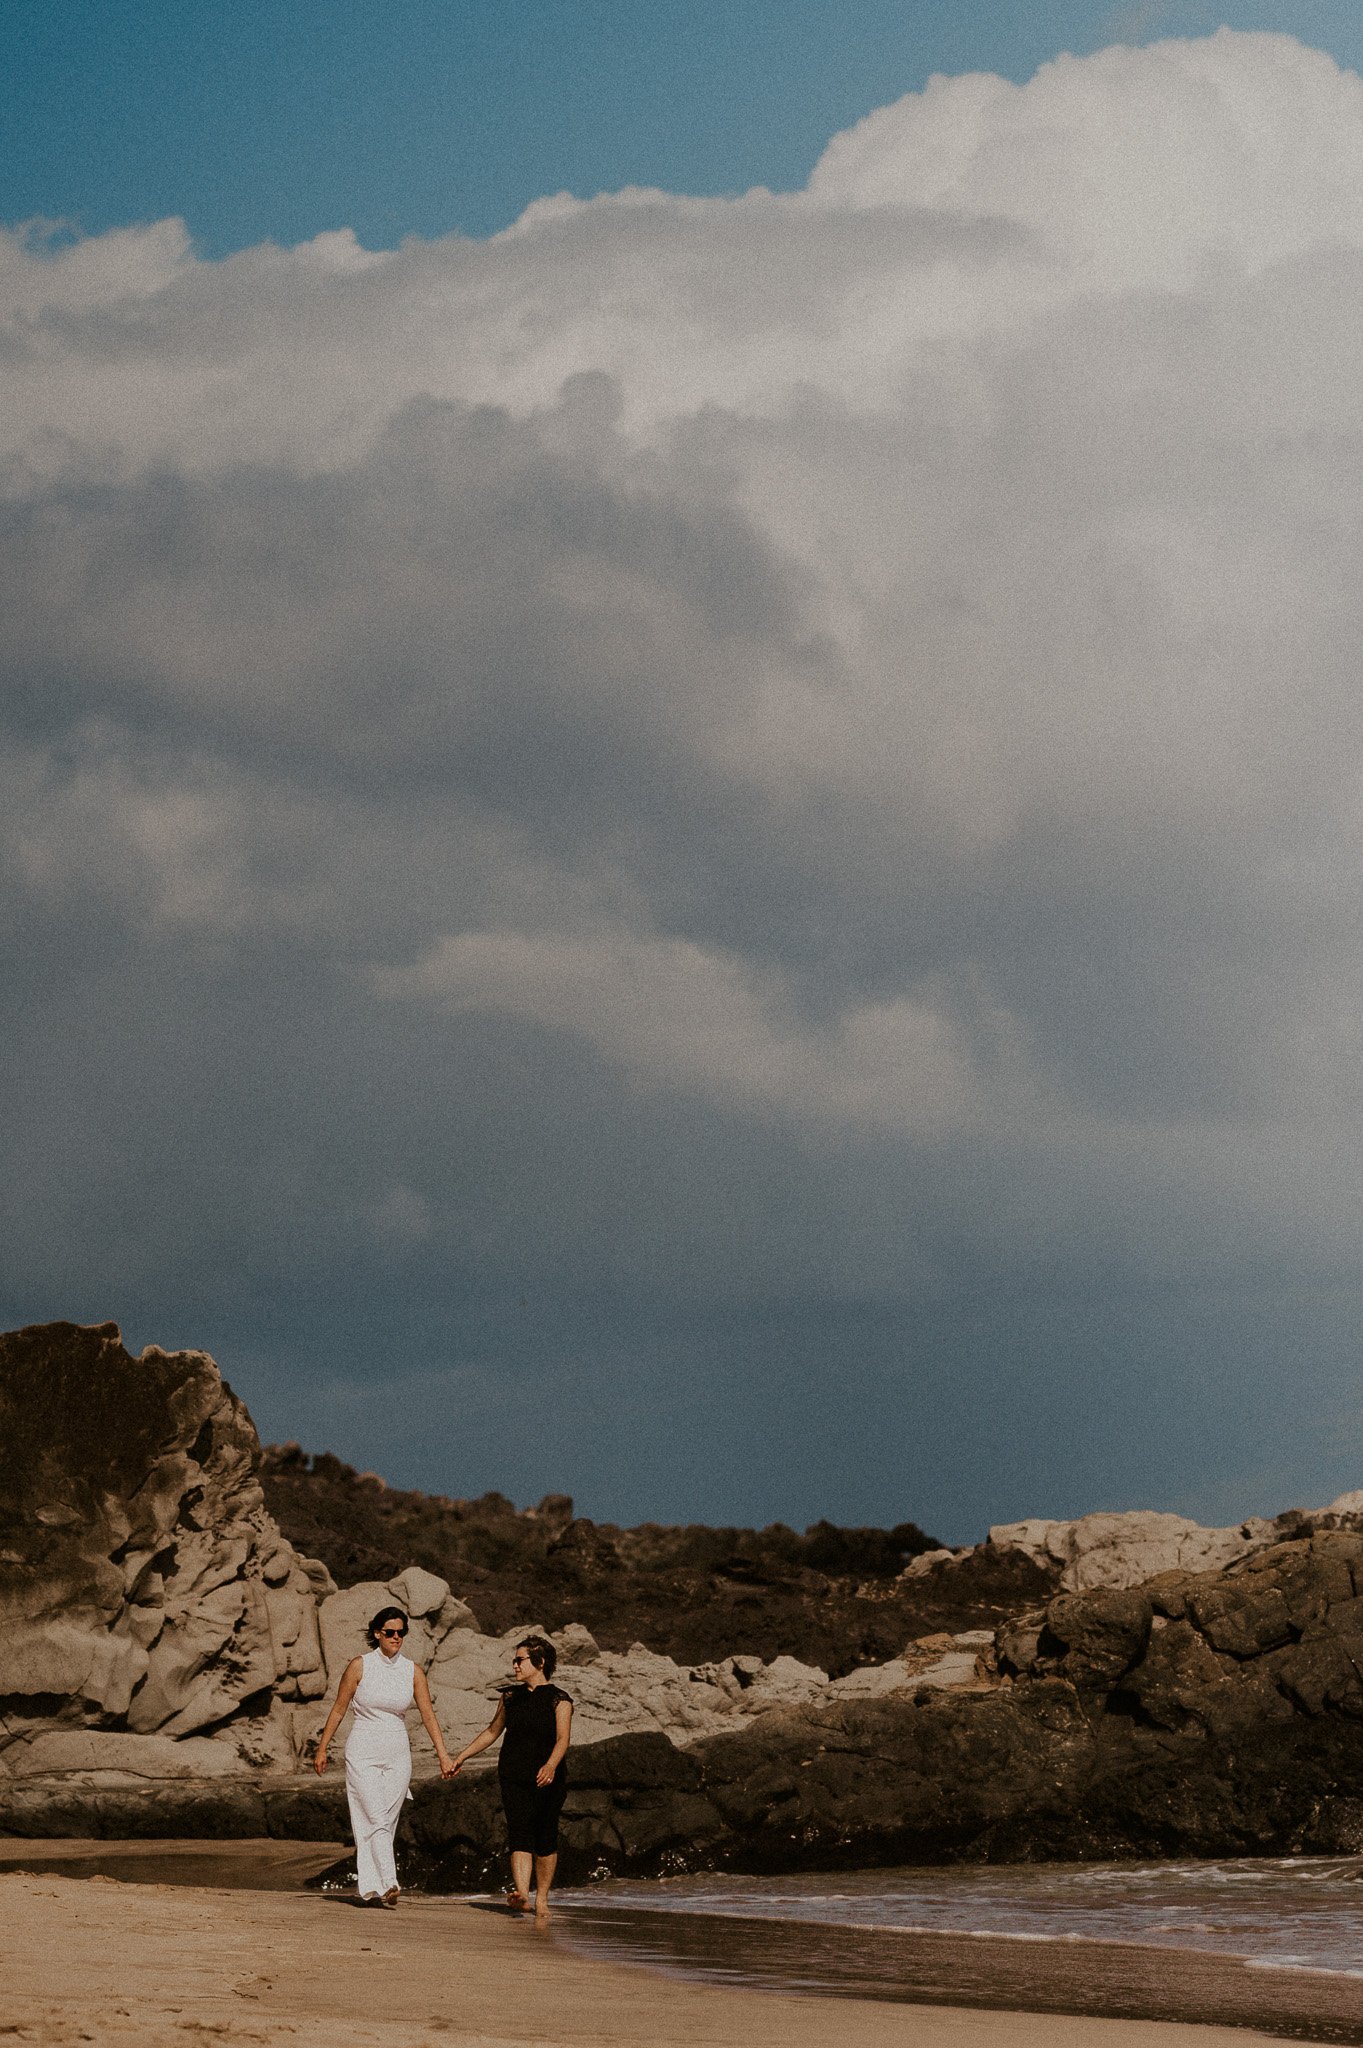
[377, 1626, 407, 1639]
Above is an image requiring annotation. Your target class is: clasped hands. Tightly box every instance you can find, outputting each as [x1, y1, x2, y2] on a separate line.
[313, 1744, 464, 1779]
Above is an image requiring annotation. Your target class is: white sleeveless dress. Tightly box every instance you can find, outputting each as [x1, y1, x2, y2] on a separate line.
[345, 1648, 416, 1898]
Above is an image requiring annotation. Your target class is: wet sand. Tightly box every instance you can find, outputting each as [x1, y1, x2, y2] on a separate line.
[0, 1854, 1334, 2048]
[0, 1836, 347, 1890]
[554, 1901, 1363, 2044]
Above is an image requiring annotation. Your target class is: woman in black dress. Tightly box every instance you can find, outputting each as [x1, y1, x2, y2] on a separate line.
[448, 1634, 573, 1918]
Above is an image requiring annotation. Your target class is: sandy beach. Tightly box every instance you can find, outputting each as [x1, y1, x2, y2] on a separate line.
[0, 1852, 1344, 2048]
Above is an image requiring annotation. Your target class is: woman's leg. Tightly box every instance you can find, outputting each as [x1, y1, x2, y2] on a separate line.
[347, 1759, 402, 1901]
[371, 1814, 399, 1899]
[500, 1780, 535, 1906]
[532, 1852, 558, 1919]
[377, 1749, 412, 1901]
[531, 1780, 566, 1917]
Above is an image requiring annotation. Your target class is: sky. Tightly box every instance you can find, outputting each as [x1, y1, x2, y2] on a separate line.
[9, 0, 1363, 249]
[6, 5, 1363, 1542]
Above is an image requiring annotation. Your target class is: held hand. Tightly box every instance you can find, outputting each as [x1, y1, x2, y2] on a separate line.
[313, 1745, 329, 1777]
[442, 1756, 464, 1780]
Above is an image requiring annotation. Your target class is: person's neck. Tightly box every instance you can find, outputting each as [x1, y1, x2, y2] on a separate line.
[523, 1670, 546, 1688]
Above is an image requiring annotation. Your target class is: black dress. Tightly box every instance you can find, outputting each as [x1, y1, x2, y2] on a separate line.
[498, 1682, 571, 1857]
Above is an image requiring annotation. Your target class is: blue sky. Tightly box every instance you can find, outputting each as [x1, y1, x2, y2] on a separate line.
[5, 0, 1361, 251]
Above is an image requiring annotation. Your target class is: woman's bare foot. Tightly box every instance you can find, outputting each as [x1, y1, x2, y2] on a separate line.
[381, 1888, 399, 1908]
[504, 1888, 531, 1912]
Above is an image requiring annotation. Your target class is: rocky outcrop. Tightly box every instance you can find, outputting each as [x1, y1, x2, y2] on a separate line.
[829, 1629, 996, 1697]
[404, 1526, 1363, 1886]
[297, 1590, 995, 1764]
[0, 1319, 1006, 1804]
[906, 1499, 1363, 1596]
[259, 1442, 1050, 1674]
[986, 1510, 1276, 1591]
[0, 1321, 333, 1765]
[17, 1515, 1363, 1883]
[10, 1316, 1363, 1887]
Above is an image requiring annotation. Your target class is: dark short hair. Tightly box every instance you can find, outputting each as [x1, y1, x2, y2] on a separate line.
[367, 1606, 409, 1647]
[517, 1634, 556, 1679]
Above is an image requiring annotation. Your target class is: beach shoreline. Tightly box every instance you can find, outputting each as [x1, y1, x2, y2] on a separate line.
[552, 1899, 1363, 2044]
[0, 1850, 1354, 2048]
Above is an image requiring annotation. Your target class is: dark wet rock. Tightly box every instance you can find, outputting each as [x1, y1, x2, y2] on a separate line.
[995, 1614, 1045, 1676]
[1186, 1579, 1293, 1657]
[400, 1666, 1363, 1883]
[1144, 1570, 1194, 1619]
[1269, 1631, 1363, 1718]
[1043, 1588, 1153, 1685]
[1236, 1534, 1360, 1625]
[1122, 1619, 1234, 1730]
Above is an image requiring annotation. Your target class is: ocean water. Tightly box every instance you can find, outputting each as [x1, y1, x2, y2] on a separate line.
[555, 1858, 1363, 1978]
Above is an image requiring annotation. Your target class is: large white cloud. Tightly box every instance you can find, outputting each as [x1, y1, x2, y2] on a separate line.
[6, 29, 1363, 1525]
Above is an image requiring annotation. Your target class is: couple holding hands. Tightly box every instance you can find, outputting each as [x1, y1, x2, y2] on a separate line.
[314, 1606, 573, 1918]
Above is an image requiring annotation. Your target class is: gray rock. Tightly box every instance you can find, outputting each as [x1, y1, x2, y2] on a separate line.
[0, 1731, 245, 1780]
[739, 1654, 828, 1708]
[988, 1510, 1271, 1592]
[552, 1622, 601, 1665]
[0, 1321, 330, 1740]
[830, 1630, 996, 1700]
[388, 1566, 451, 1618]
[898, 1546, 963, 1578]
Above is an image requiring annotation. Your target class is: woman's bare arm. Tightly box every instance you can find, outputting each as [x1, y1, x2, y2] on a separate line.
[411, 1664, 455, 1774]
[447, 1696, 506, 1773]
[535, 1698, 573, 1787]
[313, 1657, 363, 1775]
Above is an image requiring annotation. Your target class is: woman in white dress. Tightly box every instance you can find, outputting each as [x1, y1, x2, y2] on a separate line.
[313, 1605, 457, 1906]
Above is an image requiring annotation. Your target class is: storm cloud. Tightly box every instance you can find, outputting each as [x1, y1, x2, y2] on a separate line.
[6, 30, 1363, 1535]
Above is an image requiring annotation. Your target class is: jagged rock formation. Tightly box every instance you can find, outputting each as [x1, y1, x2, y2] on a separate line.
[904, 1498, 1363, 1601]
[0, 1318, 1021, 1810]
[985, 1510, 1278, 1591]
[406, 1524, 1363, 1886]
[8, 1316, 1363, 1885]
[0, 1321, 333, 1763]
